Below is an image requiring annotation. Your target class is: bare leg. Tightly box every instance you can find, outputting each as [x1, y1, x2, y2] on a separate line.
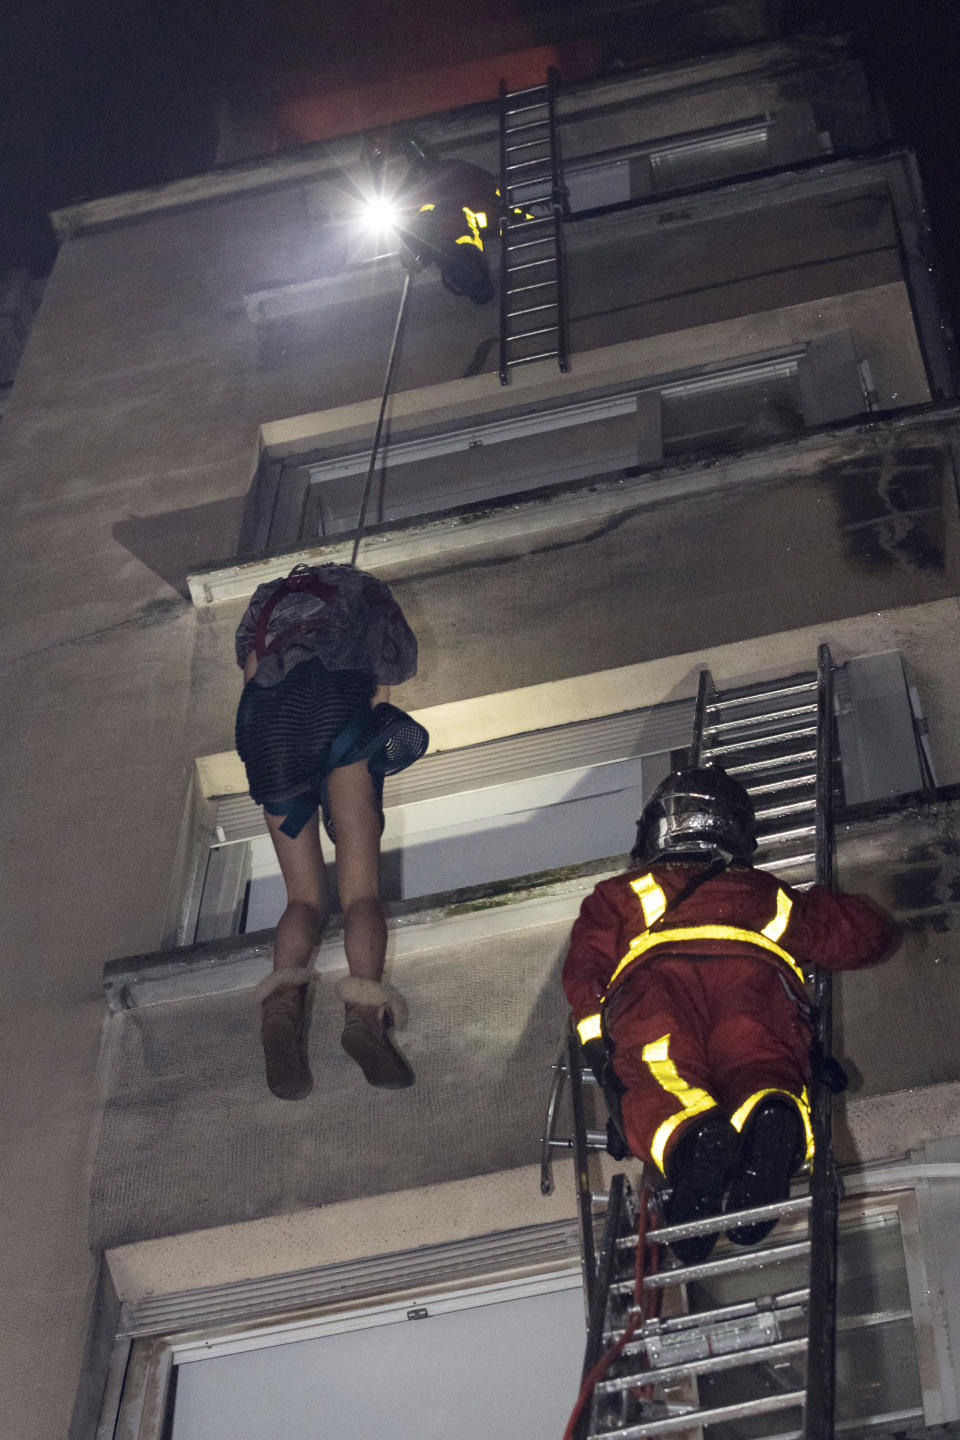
[326, 760, 386, 981]
[262, 808, 328, 971]
[256, 809, 327, 1100]
[327, 761, 414, 1088]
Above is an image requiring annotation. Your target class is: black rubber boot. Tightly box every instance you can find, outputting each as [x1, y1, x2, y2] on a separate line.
[439, 244, 494, 304]
[725, 1097, 805, 1245]
[663, 1111, 741, 1266]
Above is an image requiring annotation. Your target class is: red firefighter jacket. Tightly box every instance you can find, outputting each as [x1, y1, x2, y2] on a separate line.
[563, 861, 897, 1038]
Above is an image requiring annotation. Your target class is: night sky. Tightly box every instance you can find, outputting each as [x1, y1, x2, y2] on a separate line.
[1, 0, 959, 327]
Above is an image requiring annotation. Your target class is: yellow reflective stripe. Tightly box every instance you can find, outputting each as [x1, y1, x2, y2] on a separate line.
[577, 1013, 602, 1044]
[630, 873, 667, 927]
[642, 1034, 717, 1173]
[609, 925, 806, 990]
[456, 207, 484, 249]
[418, 202, 436, 212]
[761, 889, 792, 943]
[473, 211, 487, 229]
[730, 1086, 814, 1164]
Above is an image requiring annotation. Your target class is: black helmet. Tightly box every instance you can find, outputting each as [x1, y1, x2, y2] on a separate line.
[361, 131, 432, 184]
[632, 765, 756, 865]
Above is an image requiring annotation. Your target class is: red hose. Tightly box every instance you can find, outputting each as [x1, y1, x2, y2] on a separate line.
[561, 1187, 659, 1440]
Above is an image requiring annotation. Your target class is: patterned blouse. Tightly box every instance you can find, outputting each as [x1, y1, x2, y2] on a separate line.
[235, 564, 418, 688]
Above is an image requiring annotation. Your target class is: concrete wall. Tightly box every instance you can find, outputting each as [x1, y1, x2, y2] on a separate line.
[0, 47, 952, 1440]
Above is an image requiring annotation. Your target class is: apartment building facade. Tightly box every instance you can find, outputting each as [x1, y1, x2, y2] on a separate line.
[3, 12, 960, 1438]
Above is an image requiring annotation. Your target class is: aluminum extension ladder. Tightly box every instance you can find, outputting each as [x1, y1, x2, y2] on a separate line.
[497, 71, 569, 383]
[543, 645, 842, 1438]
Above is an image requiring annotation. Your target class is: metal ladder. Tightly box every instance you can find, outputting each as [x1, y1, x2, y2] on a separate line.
[545, 646, 842, 1439]
[497, 71, 569, 384]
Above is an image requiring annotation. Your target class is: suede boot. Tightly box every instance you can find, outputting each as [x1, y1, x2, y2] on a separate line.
[255, 968, 314, 1101]
[726, 1097, 805, 1245]
[336, 977, 414, 1089]
[663, 1111, 741, 1266]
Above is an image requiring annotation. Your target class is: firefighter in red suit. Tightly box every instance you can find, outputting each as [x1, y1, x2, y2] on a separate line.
[563, 766, 897, 1263]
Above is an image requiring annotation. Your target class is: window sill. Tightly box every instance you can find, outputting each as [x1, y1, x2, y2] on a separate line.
[103, 853, 627, 1012]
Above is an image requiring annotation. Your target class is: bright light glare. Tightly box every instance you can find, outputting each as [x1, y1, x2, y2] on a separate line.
[361, 195, 401, 233]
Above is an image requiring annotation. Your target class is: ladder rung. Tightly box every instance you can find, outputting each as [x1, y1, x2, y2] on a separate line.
[508, 214, 558, 230]
[629, 1238, 811, 1291]
[504, 101, 550, 116]
[709, 681, 817, 711]
[502, 118, 550, 134]
[545, 1130, 609, 1152]
[503, 83, 549, 99]
[747, 773, 816, 796]
[508, 324, 559, 341]
[754, 798, 816, 821]
[507, 280, 556, 295]
[588, 1390, 806, 1440]
[704, 705, 817, 735]
[756, 824, 817, 847]
[756, 851, 816, 872]
[703, 723, 818, 751]
[506, 349, 561, 366]
[505, 138, 551, 153]
[507, 302, 558, 319]
[616, 1287, 809, 1339]
[504, 156, 553, 174]
[506, 191, 553, 207]
[596, 1336, 808, 1395]
[722, 751, 817, 776]
[505, 235, 555, 251]
[620, 1194, 811, 1247]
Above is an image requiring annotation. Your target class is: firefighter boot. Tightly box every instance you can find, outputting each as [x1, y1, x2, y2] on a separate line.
[336, 977, 415, 1089]
[725, 1097, 805, 1245]
[439, 244, 494, 304]
[664, 1111, 741, 1265]
[256, 968, 314, 1101]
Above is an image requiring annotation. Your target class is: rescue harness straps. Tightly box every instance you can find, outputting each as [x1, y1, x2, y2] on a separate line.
[575, 859, 727, 1047]
[349, 268, 414, 569]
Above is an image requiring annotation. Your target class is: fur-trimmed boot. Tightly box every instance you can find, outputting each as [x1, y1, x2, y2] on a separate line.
[255, 968, 314, 1101]
[336, 976, 414, 1089]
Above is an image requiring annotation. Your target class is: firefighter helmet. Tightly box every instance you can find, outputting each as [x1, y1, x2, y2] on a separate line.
[361, 131, 433, 185]
[632, 765, 757, 864]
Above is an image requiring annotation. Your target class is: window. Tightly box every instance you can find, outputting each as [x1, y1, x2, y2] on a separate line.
[98, 1184, 960, 1439]
[241, 331, 868, 552]
[183, 702, 694, 945]
[556, 103, 826, 214]
[683, 1191, 938, 1434]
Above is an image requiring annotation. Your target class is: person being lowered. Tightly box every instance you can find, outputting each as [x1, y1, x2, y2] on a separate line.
[235, 563, 428, 1101]
[361, 131, 500, 305]
[562, 765, 898, 1264]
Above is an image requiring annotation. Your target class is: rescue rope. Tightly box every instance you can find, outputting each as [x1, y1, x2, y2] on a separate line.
[561, 1186, 661, 1440]
[349, 268, 413, 568]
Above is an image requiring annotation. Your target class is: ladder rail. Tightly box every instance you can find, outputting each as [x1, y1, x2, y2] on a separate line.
[496, 79, 511, 388]
[689, 667, 715, 766]
[568, 1023, 599, 1299]
[546, 67, 570, 374]
[805, 643, 839, 1440]
[575, 1174, 630, 1440]
[498, 70, 568, 383]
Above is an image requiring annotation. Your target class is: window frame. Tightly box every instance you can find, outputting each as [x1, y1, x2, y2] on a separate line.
[243, 333, 867, 552]
[95, 1185, 956, 1440]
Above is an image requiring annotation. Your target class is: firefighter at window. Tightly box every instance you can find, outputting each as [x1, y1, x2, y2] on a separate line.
[235, 563, 428, 1100]
[362, 131, 500, 305]
[562, 766, 898, 1264]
